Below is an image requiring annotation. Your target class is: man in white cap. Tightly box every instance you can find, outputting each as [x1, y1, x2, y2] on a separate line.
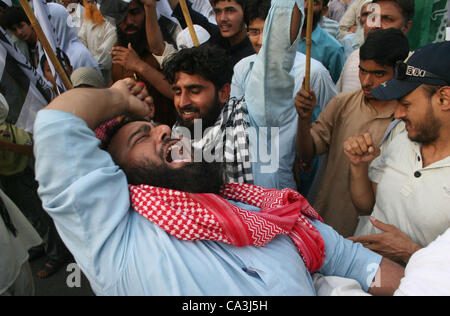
[176, 24, 210, 49]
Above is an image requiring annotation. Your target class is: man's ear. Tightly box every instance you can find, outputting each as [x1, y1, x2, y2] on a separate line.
[218, 83, 231, 104]
[438, 86, 450, 111]
[402, 20, 413, 34]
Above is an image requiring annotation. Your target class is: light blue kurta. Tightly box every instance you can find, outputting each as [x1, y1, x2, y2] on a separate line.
[34, 110, 381, 296]
[234, 0, 335, 192]
[298, 25, 345, 83]
[232, 52, 337, 191]
[33, 0, 381, 296]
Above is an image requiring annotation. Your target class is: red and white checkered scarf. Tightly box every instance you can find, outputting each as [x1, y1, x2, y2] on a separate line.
[129, 183, 325, 273]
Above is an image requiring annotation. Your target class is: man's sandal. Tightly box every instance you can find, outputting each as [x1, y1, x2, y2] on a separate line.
[36, 258, 67, 279]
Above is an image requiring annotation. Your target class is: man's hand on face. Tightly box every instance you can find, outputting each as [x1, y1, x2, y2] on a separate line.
[110, 78, 154, 118]
[111, 43, 144, 73]
[343, 133, 380, 166]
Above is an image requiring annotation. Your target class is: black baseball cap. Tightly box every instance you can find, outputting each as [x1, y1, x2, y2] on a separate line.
[371, 41, 450, 101]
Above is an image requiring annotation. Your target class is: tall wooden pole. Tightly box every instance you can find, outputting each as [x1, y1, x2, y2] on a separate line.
[18, 0, 73, 90]
[305, 0, 314, 92]
[179, 0, 200, 46]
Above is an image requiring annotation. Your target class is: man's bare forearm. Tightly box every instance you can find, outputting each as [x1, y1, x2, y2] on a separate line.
[0, 139, 33, 156]
[144, 4, 165, 56]
[369, 258, 404, 296]
[44, 88, 127, 130]
[135, 62, 174, 99]
[290, 2, 302, 45]
[296, 117, 316, 165]
[349, 163, 376, 215]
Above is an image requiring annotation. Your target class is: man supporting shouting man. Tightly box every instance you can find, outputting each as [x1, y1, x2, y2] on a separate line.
[33, 0, 404, 296]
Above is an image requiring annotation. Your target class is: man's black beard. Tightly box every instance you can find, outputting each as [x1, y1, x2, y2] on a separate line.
[176, 92, 224, 138]
[124, 160, 225, 195]
[303, 9, 322, 31]
[117, 25, 148, 56]
[405, 101, 441, 145]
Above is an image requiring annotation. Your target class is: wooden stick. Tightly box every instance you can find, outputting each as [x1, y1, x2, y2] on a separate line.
[305, 0, 314, 92]
[18, 0, 73, 90]
[179, 0, 200, 47]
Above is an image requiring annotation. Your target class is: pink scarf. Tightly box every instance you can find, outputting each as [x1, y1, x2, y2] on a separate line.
[129, 183, 325, 273]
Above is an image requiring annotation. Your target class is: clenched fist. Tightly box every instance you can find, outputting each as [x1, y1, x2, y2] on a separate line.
[343, 133, 380, 166]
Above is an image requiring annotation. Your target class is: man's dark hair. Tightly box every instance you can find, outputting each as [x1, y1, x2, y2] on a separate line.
[162, 44, 233, 90]
[100, 115, 149, 151]
[244, 0, 271, 26]
[213, 0, 246, 10]
[372, 0, 415, 23]
[422, 84, 443, 99]
[360, 28, 410, 67]
[1, 6, 30, 30]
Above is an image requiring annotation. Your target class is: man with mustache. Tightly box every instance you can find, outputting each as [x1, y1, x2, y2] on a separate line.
[297, 0, 345, 83]
[167, 0, 255, 66]
[32, 0, 405, 296]
[344, 41, 450, 265]
[107, 0, 176, 126]
[295, 28, 409, 237]
[165, 0, 334, 187]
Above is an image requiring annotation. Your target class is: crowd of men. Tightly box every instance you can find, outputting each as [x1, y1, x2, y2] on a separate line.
[0, 0, 449, 296]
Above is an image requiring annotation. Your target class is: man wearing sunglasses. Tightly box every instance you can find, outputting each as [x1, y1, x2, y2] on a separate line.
[345, 41, 450, 265]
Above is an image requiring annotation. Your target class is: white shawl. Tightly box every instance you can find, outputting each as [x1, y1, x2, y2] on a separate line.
[395, 228, 450, 296]
[45, 3, 101, 75]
